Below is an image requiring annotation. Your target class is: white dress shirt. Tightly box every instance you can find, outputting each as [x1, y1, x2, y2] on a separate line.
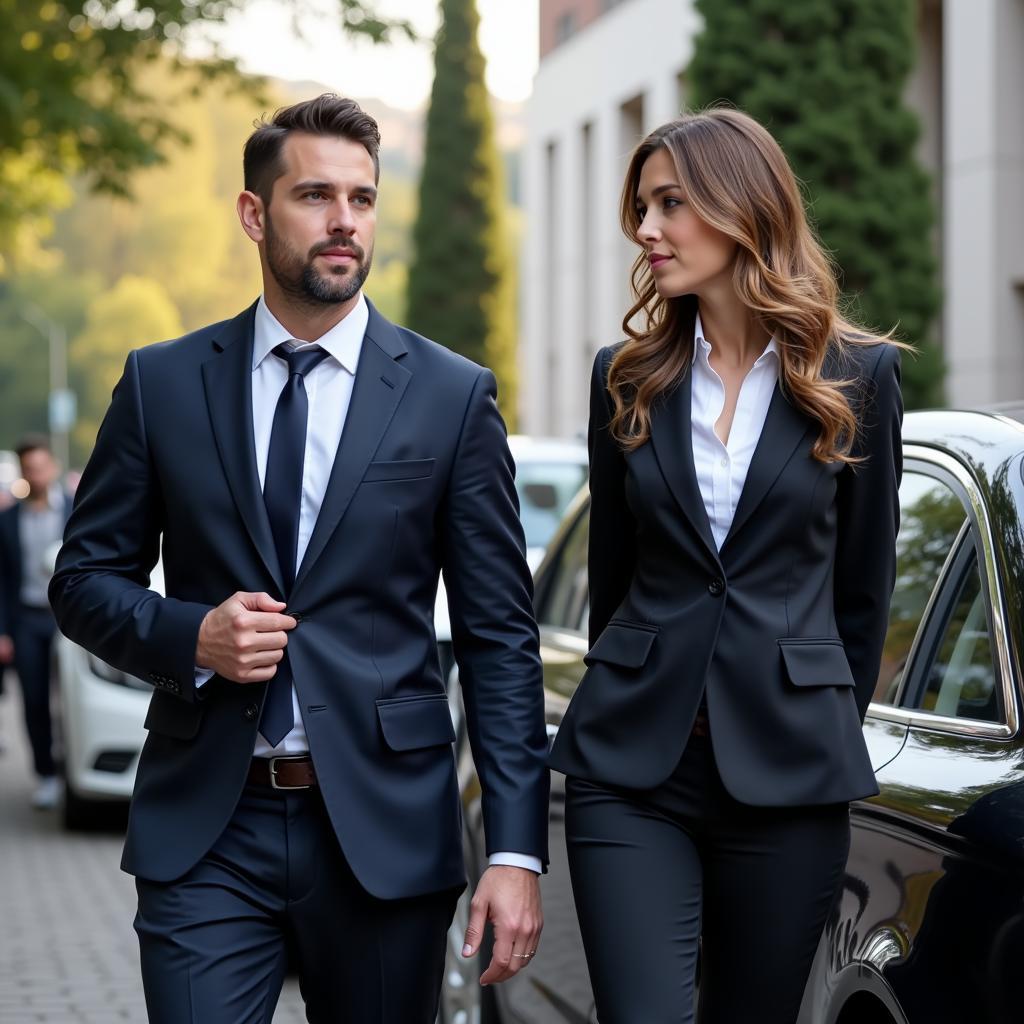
[198, 294, 538, 872]
[690, 313, 780, 549]
[247, 293, 367, 756]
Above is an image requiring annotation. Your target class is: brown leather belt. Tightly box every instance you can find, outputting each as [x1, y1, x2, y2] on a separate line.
[247, 755, 318, 790]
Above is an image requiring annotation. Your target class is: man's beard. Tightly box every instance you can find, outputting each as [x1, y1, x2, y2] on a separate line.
[265, 213, 372, 307]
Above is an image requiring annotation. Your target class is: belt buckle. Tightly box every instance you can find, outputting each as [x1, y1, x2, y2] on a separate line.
[268, 755, 312, 791]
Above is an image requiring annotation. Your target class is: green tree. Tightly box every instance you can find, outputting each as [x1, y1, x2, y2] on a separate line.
[69, 275, 184, 457]
[406, 0, 517, 423]
[0, 0, 413, 260]
[689, 0, 944, 407]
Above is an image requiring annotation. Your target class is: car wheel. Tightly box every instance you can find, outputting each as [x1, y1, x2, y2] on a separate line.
[438, 883, 500, 1024]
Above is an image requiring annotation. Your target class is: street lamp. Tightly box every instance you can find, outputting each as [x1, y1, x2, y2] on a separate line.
[19, 304, 74, 473]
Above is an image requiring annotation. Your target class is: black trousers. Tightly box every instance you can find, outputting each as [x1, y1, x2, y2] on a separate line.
[565, 729, 850, 1024]
[13, 605, 57, 778]
[135, 781, 461, 1024]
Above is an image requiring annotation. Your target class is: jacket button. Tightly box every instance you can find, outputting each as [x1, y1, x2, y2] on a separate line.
[243, 704, 259, 722]
[708, 577, 725, 596]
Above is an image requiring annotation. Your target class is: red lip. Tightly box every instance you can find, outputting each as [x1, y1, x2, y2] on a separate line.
[648, 253, 672, 268]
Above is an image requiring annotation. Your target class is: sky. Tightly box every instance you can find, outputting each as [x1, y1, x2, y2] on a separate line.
[205, 0, 540, 110]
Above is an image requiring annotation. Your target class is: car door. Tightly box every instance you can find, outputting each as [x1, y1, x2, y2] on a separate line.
[495, 495, 595, 1024]
[803, 450, 1024, 1023]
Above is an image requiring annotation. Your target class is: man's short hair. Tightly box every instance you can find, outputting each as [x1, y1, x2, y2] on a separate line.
[15, 434, 51, 459]
[243, 94, 381, 206]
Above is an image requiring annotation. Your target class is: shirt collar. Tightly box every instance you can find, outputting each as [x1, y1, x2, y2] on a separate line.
[252, 293, 368, 374]
[692, 312, 780, 366]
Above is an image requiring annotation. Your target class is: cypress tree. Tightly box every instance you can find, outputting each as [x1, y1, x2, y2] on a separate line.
[689, 0, 944, 407]
[406, 0, 517, 423]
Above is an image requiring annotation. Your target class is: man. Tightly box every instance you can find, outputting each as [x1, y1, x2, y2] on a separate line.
[0, 435, 71, 808]
[50, 95, 549, 1023]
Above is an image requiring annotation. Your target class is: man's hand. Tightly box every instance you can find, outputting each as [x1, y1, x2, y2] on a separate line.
[0, 634, 13, 665]
[196, 592, 296, 684]
[462, 865, 543, 985]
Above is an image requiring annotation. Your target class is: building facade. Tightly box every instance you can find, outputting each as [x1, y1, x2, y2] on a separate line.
[521, 0, 1024, 437]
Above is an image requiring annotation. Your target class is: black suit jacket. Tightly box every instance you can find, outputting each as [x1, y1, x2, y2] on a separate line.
[0, 492, 71, 635]
[549, 341, 902, 806]
[50, 300, 549, 894]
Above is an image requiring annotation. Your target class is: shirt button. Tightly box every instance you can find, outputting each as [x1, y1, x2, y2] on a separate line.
[720, 457, 729, 467]
[708, 577, 725, 596]
[243, 704, 259, 722]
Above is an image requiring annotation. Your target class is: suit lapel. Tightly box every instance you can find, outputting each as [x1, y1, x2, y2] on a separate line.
[201, 303, 285, 594]
[649, 370, 721, 567]
[723, 382, 813, 549]
[291, 303, 410, 595]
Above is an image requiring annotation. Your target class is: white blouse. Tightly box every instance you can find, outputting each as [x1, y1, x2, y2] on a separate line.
[690, 314, 780, 549]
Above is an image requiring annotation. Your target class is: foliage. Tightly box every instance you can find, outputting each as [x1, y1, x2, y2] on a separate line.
[689, 0, 944, 407]
[0, 0, 414, 255]
[70, 275, 184, 453]
[406, 0, 517, 424]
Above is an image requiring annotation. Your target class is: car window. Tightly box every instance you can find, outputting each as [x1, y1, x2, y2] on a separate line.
[914, 548, 1001, 723]
[515, 461, 588, 550]
[536, 507, 589, 633]
[873, 471, 968, 705]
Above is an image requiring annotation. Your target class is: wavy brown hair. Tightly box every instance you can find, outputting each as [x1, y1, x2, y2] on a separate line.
[611, 108, 898, 463]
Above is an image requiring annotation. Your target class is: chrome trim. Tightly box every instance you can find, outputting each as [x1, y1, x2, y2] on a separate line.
[863, 929, 907, 971]
[867, 445, 1020, 739]
[865, 703, 1013, 739]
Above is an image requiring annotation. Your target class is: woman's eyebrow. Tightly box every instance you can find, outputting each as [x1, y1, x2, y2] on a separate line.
[637, 182, 683, 204]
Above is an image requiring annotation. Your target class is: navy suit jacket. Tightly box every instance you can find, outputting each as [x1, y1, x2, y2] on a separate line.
[50, 300, 550, 895]
[0, 491, 71, 635]
[550, 339, 902, 806]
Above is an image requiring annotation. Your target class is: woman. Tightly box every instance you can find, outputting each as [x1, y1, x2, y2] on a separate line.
[548, 108, 903, 1023]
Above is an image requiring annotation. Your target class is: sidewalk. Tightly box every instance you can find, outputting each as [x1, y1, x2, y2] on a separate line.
[0, 686, 305, 1023]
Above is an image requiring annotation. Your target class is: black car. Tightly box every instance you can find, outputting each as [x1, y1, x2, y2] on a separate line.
[440, 406, 1024, 1024]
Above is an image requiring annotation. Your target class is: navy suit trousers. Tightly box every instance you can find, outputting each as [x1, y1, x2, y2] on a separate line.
[13, 605, 57, 778]
[135, 781, 461, 1024]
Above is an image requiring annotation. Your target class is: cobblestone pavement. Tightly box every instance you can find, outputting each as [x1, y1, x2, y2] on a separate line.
[0, 687, 306, 1024]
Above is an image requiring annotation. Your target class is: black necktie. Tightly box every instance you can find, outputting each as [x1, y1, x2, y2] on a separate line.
[259, 342, 330, 746]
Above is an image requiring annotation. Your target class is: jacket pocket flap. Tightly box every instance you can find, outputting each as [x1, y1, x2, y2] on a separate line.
[143, 690, 204, 740]
[778, 639, 855, 688]
[584, 621, 658, 670]
[362, 458, 435, 483]
[376, 694, 456, 751]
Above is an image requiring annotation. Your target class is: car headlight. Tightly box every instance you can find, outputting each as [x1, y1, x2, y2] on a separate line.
[86, 653, 152, 691]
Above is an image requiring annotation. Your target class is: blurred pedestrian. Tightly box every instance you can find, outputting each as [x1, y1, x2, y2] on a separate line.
[550, 108, 904, 1023]
[49, 94, 547, 1023]
[0, 434, 72, 808]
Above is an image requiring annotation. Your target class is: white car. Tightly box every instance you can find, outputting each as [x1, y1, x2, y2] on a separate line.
[52, 434, 588, 829]
[52, 554, 163, 828]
